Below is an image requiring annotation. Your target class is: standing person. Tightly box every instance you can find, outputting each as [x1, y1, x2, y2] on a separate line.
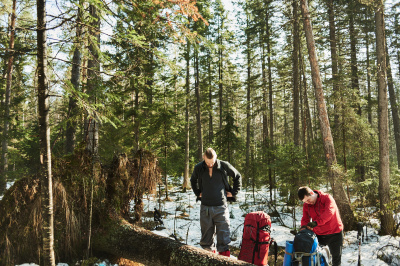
[298, 186, 344, 266]
[190, 148, 242, 257]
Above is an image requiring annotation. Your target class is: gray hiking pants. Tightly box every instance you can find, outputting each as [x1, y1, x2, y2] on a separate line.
[200, 204, 231, 252]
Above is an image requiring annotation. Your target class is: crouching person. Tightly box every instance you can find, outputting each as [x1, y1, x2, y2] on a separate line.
[298, 186, 344, 266]
[190, 148, 242, 257]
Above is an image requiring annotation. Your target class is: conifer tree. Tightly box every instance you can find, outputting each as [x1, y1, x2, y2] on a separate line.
[327, 0, 340, 135]
[37, 0, 55, 263]
[65, 0, 83, 154]
[84, 3, 101, 155]
[292, 0, 300, 147]
[300, 0, 355, 229]
[183, 39, 191, 191]
[386, 39, 400, 169]
[375, 0, 395, 235]
[0, 0, 16, 195]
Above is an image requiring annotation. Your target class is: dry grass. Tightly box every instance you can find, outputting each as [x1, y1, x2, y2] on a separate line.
[0, 148, 162, 265]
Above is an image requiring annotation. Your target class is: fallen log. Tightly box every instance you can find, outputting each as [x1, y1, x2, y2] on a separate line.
[93, 214, 253, 266]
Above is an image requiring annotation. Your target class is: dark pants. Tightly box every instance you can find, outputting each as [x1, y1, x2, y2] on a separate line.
[317, 231, 343, 266]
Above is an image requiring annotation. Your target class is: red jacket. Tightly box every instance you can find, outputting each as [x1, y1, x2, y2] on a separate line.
[301, 190, 343, 235]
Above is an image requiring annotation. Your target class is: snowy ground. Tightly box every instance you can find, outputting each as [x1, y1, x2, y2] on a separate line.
[12, 182, 400, 266]
[144, 186, 400, 266]
[0, 181, 14, 201]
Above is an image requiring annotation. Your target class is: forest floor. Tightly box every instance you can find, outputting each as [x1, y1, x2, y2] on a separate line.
[11, 181, 400, 266]
[142, 184, 400, 266]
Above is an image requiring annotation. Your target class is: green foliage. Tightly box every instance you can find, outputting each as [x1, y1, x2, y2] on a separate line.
[216, 112, 242, 163]
[274, 143, 309, 204]
[2, 0, 400, 239]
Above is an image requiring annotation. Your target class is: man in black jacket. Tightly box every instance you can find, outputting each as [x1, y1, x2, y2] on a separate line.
[190, 148, 242, 257]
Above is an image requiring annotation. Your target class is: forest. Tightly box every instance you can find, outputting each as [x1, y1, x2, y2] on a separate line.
[0, 0, 399, 265]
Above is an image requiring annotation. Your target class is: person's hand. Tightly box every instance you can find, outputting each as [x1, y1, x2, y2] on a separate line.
[307, 221, 317, 229]
[196, 193, 202, 202]
[227, 192, 236, 202]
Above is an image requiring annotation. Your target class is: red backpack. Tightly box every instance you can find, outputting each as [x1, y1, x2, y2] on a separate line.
[238, 211, 275, 266]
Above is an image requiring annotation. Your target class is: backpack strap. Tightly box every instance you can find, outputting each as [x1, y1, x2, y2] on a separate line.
[293, 250, 320, 266]
[252, 221, 262, 263]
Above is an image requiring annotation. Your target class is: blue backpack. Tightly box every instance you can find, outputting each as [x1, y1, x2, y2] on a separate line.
[284, 229, 328, 266]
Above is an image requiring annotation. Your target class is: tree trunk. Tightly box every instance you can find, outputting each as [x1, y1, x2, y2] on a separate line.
[65, 48, 81, 154]
[85, 4, 100, 155]
[92, 215, 252, 266]
[245, 17, 251, 188]
[37, 0, 55, 264]
[65, 3, 83, 154]
[261, 6, 269, 187]
[300, 50, 314, 148]
[133, 84, 140, 152]
[183, 41, 191, 191]
[365, 11, 373, 125]
[375, 4, 395, 235]
[327, 0, 340, 137]
[300, 0, 355, 230]
[349, 2, 365, 181]
[293, 0, 300, 147]
[267, 8, 274, 202]
[194, 50, 203, 161]
[396, 15, 400, 89]
[164, 144, 169, 200]
[349, 3, 361, 116]
[218, 18, 223, 148]
[386, 44, 400, 169]
[283, 87, 288, 141]
[1, 0, 16, 195]
[300, 55, 305, 150]
[208, 52, 213, 145]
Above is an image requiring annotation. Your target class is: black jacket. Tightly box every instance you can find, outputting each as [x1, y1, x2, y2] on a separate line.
[190, 159, 242, 202]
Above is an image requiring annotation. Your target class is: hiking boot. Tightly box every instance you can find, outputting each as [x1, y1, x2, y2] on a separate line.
[219, 250, 230, 257]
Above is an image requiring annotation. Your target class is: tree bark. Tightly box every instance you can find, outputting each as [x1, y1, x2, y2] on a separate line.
[133, 84, 140, 152]
[300, 0, 355, 230]
[293, 0, 300, 147]
[365, 11, 372, 125]
[65, 2, 83, 154]
[375, 3, 395, 235]
[261, 2, 269, 188]
[349, 3, 361, 116]
[349, 2, 365, 181]
[208, 49, 213, 145]
[267, 8, 274, 202]
[85, 4, 100, 155]
[218, 15, 223, 148]
[396, 15, 400, 92]
[300, 50, 314, 148]
[1, 0, 16, 194]
[386, 44, 400, 169]
[327, 0, 340, 136]
[245, 16, 251, 188]
[37, 0, 55, 264]
[183, 41, 191, 191]
[194, 50, 203, 161]
[92, 215, 252, 266]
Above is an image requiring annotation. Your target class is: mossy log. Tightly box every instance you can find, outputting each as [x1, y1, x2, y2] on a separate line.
[92, 214, 253, 266]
